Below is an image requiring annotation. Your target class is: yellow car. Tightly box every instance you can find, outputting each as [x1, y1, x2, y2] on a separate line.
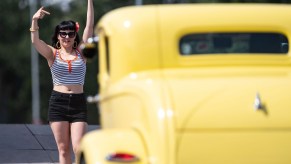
[77, 4, 291, 164]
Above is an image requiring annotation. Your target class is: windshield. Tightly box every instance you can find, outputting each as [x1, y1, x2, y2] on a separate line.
[179, 33, 288, 55]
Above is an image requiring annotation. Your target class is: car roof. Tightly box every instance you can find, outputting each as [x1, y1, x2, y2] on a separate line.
[96, 4, 291, 82]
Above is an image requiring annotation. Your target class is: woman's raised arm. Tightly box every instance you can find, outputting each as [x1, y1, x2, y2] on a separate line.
[82, 0, 94, 44]
[30, 7, 54, 62]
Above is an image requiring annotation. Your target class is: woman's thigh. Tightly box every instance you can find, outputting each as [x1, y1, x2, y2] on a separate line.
[50, 121, 71, 149]
[70, 122, 88, 151]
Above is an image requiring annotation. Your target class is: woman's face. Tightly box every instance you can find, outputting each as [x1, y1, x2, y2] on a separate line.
[58, 30, 76, 48]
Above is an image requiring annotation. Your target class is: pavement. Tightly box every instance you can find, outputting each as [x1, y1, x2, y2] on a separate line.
[0, 124, 99, 164]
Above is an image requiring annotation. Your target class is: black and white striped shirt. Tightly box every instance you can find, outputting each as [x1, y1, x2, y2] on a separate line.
[50, 50, 86, 85]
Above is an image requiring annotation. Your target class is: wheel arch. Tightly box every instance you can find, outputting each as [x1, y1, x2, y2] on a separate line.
[77, 129, 148, 164]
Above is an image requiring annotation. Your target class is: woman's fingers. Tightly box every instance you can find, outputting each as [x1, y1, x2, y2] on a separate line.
[41, 10, 51, 15]
[32, 7, 49, 20]
[37, 7, 50, 19]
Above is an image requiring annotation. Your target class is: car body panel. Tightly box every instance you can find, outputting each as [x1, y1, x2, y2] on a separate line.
[178, 131, 291, 163]
[77, 4, 291, 164]
[96, 6, 161, 85]
[165, 67, 291, 129]
[98, 71, 174, 164]
[164, 67, 291, 163]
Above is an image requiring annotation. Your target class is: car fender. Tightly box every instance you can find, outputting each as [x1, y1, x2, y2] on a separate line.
[77, 129, 148, 164]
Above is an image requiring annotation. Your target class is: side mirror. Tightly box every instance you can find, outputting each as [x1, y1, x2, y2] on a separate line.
[80, 36, 99, 58]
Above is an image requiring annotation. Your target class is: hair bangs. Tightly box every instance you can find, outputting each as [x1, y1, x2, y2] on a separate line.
[59, 21, 75, 31]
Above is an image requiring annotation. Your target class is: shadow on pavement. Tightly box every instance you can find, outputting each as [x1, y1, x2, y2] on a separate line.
[0, 124, 99, 164]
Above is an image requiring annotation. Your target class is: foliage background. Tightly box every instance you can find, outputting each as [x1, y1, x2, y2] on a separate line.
[0, 0, 289, 124]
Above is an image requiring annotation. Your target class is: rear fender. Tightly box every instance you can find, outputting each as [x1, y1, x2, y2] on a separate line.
[78, 129, 147, 164]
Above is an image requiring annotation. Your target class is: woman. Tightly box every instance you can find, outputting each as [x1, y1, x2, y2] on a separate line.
[30, 0, 94, 163]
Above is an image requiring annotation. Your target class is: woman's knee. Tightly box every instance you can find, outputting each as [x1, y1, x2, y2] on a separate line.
[72, 143, 80, 155]
[57, 143, 71, 156]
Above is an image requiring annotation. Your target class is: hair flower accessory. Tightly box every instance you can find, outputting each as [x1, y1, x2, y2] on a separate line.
[75, 22, 80, 32]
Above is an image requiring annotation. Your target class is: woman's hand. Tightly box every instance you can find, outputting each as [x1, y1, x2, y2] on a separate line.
[33, 7, 50, 20]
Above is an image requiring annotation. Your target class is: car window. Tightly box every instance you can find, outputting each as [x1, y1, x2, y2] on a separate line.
[179, 33, 288, 55]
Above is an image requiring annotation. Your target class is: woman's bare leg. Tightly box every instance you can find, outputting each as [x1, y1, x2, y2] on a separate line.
[71, 122, 88, 159]
[50, 121, 72, 164]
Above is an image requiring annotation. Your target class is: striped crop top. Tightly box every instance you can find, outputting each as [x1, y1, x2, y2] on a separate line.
[50, 50, 86, 85]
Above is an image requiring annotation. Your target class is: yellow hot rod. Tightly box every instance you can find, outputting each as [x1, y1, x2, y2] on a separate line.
[77, 4, 291, 164]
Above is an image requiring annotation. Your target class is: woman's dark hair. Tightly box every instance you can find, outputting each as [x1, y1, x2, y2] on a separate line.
[51, 20, 80, 49]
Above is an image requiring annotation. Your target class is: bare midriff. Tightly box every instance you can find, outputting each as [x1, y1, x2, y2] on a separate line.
[53, 85, 83, 94]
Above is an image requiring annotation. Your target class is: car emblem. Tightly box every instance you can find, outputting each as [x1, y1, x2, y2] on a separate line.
[254, 92, 268, 115]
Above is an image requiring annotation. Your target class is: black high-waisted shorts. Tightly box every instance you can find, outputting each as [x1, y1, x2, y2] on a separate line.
[48, 90, 87, 123]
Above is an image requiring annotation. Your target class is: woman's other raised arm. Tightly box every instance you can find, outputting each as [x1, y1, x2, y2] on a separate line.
[82, 0, 94, 43]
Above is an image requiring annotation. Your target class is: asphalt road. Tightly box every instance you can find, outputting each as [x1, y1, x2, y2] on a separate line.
[0, 124, 99, 164]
